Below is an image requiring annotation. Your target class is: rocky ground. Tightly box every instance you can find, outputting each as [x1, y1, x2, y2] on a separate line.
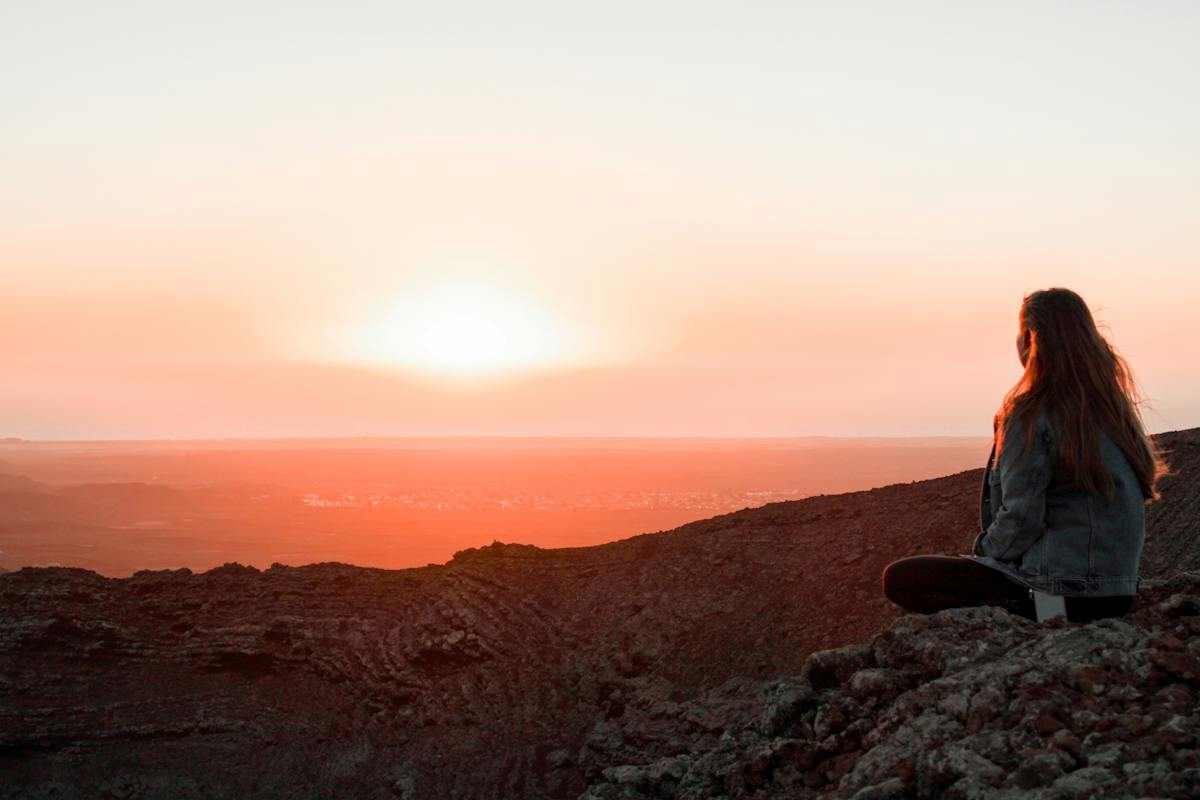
[581, 571, 1200, 800]
[1, 428, 1197, 799]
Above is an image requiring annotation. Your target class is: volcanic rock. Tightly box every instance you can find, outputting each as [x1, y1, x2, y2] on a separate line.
[1, 428, 1197, 799]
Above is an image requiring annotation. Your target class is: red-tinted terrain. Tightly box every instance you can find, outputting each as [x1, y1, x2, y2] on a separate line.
[1, 428, 1196, 799]
[0, 436, 989, 575]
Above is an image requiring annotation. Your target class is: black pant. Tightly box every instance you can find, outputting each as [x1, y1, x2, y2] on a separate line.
[881, 555, 1136, 624]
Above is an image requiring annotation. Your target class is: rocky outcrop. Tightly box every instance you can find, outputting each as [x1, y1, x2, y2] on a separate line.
[1, 428, 1197, 799]
[580, 571, 1200, 800]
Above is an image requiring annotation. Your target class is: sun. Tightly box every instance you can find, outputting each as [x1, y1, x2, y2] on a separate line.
[354, 281, 567, 377]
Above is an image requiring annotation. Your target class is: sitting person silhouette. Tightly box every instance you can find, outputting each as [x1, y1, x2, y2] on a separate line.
[883, 287, 1165, 623]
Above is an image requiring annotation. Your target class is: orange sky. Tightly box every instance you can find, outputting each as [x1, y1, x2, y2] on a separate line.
[4, 3, 1198, 438]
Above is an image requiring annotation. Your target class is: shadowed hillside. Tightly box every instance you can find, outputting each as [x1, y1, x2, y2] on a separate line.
[1, 428, 1197, 799]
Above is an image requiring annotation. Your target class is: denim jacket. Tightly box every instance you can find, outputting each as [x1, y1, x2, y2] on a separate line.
[966, 409, 1145, 597]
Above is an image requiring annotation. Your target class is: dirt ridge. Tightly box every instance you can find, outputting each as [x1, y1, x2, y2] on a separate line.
[1, 428, 1197, 799]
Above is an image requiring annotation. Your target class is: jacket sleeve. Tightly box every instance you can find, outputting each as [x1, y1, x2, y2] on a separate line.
[977, 412, 1054, 563]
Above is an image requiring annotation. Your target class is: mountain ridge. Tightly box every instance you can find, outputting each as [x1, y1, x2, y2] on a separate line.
[1, 427, 1197, 799]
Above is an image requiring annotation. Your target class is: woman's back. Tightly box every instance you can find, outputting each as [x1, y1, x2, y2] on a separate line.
[995, 418, 1147, 596]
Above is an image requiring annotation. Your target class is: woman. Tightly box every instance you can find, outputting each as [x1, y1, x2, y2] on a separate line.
[882, 288, 1166, 624]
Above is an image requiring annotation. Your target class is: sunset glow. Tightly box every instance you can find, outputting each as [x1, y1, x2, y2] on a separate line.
[2, 3, 1198, 438]
[349, 280, 570, 377]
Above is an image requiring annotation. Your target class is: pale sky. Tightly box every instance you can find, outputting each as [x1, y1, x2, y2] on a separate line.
[3, 2, 1198, 438]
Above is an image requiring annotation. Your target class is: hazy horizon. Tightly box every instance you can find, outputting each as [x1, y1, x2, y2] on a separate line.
[0, 436, 996, 575]
[3, 433, 996, 445]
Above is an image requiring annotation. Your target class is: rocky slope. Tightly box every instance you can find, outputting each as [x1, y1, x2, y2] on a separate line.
[1, 428, 1197, 799]
[580, 572, 1200, 800]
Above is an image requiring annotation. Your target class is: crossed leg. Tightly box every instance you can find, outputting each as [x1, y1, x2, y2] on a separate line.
[881, 554, 1037, 621]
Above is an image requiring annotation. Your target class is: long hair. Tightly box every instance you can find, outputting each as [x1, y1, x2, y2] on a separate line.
[994, 288, 1166, 502]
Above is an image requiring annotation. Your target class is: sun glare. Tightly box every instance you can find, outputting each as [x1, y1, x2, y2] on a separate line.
[354, 281, 568, 377]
